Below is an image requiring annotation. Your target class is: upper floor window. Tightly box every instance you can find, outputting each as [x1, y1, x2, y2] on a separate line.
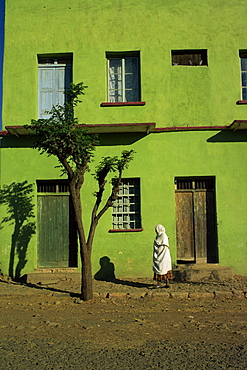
[240, 51, 247, 100]
[172, 49, 207, 66]
[112, 178, 141, 230]
[38, 54, 72, 119]
[106, 51, 140, 103]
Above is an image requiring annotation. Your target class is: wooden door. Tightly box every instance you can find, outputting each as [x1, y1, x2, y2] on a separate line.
[175, 191, 195, 261]
[38, 195, 70, 267]
[175, 177, 218, 264]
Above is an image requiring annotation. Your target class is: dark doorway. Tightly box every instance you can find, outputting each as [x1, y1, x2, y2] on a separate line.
[175, 177, 218, 264]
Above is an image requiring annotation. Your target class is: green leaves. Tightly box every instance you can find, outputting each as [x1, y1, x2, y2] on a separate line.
[25, 82, 98, 170]
[66, 82, 88, 107]
[25, 82, 135, 207]
[94, 150, 135, 185]
[117, 150, 135, 171]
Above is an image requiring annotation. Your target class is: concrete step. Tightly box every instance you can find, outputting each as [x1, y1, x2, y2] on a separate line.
[27, 269, 81, 285]
[173, 264, 233, 282]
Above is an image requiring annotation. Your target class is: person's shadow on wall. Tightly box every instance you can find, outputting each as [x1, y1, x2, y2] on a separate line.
[94, 256, 116, 282]
[94, 256, 154, 289]
[0, 181, 36, 280]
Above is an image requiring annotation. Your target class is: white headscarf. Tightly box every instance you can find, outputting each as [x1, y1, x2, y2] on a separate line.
[154, 224, 169, 247]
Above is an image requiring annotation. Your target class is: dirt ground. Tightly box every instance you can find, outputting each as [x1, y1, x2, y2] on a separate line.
[0, 276, 247, 369]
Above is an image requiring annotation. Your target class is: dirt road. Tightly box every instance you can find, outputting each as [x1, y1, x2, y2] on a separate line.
[0, 277, 247, 369]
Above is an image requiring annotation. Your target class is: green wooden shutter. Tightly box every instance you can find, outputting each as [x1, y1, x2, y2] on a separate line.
[38, 195, 70, 267]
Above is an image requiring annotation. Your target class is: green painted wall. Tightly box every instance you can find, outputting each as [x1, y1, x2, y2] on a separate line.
[1, 131, 247, 277]
[2, 0, 247, 128]
[1, 0, 247, 278]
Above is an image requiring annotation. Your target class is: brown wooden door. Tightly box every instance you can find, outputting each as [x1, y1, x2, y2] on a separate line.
[175, 191, 195, 261]
[194, 190, 207, 263]
[175, 177, 218, 264]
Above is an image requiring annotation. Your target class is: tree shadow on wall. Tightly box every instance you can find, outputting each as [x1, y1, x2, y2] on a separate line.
[0, 181, 36, 280]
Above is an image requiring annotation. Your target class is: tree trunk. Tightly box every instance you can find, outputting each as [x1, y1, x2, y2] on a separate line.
[80, 247, 93, 301]
[69, 182, 94, 301]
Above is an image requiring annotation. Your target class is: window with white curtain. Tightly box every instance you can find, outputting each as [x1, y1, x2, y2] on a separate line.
[112, 178, 141, 230]
[107, 52, 140, 103]
[240, 51, 247, 100]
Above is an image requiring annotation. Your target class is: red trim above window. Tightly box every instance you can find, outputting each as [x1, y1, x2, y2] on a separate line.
[101, 102, 146, 107]
[108, 228, 143, 233]
[236, 100, 247, 104]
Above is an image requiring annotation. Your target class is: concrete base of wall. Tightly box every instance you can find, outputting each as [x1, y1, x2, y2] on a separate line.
[26, 268, 81, 285]
[26, 264, 234, 285]
[173, 264, 234, 282]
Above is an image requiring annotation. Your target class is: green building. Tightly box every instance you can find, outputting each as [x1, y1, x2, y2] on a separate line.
[0, 0, 246, 281]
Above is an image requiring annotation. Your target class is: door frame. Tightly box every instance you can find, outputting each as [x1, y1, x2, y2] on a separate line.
[175, 176, 218, 264]
[37, 180, 77, 268]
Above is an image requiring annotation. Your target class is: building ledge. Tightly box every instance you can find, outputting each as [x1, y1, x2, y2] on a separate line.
[108, 228, 143, 233]
[0, 123, 156, 136]
[154, 125, 229, 132]
[228, 120, 247, 130]
[100, 102, 146, 107]
[1, 121, 245, 137]
[236, 100, 247, 104]
[76, 123, 154, 133]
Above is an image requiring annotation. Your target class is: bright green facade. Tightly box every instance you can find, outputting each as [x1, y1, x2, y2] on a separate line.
[1, 0, 247, 278]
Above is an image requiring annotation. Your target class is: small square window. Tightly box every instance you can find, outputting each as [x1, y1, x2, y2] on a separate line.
[171, 49, 207, 66]
[106, 51, 140, 103]
[112, 178, 141, 230]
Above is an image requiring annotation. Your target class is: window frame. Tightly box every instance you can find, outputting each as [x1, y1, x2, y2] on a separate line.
[171, 49, 208, 66]
[37, 179, 69, 194]
[105, 51, 142, 105]
[238, 50, 247, 103]
[110, 178, 142, 232]
[37, 53, 73, 118]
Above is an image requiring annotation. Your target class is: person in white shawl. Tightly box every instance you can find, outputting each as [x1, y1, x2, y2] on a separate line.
[153, 224, 172, 288]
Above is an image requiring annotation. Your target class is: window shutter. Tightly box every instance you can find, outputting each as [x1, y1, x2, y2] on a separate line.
[38, 66, 56, 119]
[38, 64, 71, 118]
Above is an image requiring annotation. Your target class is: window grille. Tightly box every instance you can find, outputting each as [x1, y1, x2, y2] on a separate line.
[112, 178, 141, 229]
[172, 50, 207, 66]
[37, 180, 69, 193]
[106, 52, 140, 103]
[175, 177, 215, 191]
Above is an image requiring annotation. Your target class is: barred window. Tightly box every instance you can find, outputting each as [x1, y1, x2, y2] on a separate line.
[175, 177, 215, 191]
[37, 180, 69, 193]
[112, 178, 141, 230]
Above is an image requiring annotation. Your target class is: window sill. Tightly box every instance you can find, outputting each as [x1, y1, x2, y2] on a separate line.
[100, 102, 146, 107]
[236, 100, 247, 104]
[109, 228, 143, 233]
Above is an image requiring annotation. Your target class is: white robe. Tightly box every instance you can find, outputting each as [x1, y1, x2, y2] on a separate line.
[153, 225, 172, 275]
